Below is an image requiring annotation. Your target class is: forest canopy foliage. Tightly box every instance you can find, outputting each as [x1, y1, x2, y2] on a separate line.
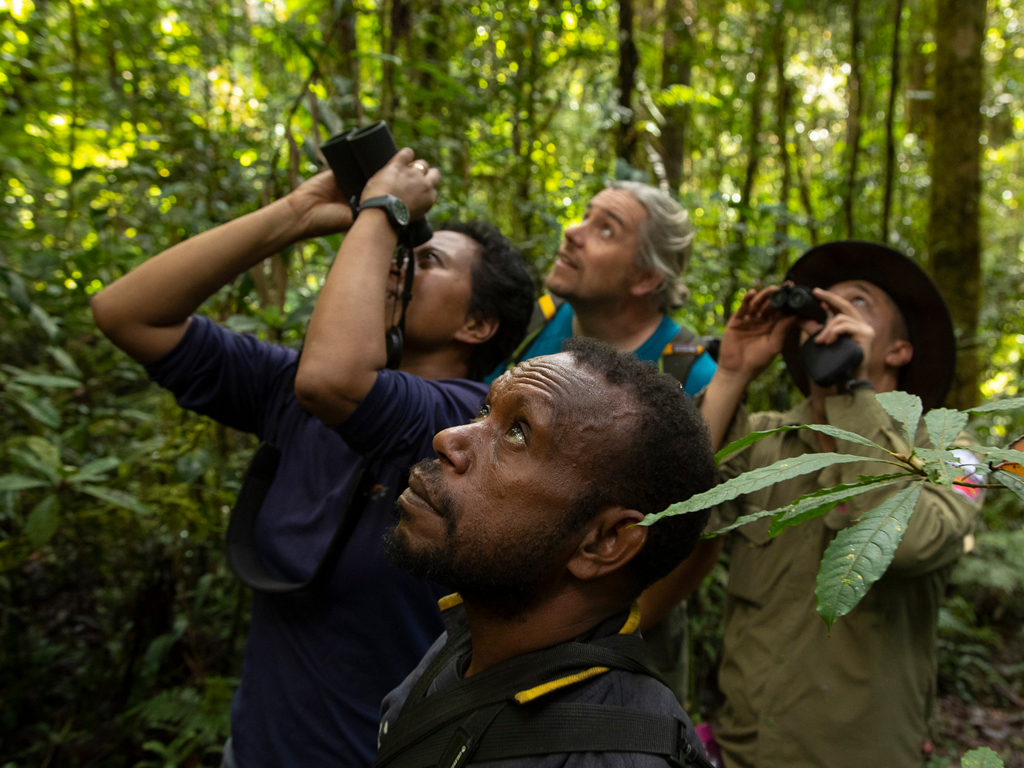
[1, 0, 1023, 764]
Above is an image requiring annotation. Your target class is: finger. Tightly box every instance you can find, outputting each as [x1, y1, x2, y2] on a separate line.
[425, 167, 441, 187]
[393, 147, 416, 166]
[816, 315, 871, 345]
[734, 289, 757, 318]
[812, 287, 863, 321]
[749, 285, 780, 316]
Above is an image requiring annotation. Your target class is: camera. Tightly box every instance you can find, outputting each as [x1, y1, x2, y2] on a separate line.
[320, 121, 433, 248]
[772, 284, 864, 388]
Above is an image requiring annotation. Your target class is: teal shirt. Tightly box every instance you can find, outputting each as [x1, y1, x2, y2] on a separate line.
[486, 302, 716, 395]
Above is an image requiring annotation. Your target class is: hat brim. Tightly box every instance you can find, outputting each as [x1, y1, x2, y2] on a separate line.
[780, 240, 956, 412]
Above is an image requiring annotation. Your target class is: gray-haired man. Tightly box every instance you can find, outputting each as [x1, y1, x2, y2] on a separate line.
[488, 181, 715, 395]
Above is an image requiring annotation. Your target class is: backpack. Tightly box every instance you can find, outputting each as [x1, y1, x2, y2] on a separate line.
[374, 601, 714, 768]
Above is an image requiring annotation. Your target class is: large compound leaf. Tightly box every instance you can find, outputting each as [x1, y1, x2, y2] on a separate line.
[875, 391, 922, 449]
[816, 484, 922, 628]
[923, 408, 969, 451]
[715, 423, 893, 465]
[80, 485, 151, 516]
[967, 397, 1024, 414]
[642, 453, 894, 526]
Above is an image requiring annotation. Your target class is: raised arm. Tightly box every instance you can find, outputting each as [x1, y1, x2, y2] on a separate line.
[294, 149, 440, 427]
[700, 286, 796, 449]
[90, 172, 352, 364]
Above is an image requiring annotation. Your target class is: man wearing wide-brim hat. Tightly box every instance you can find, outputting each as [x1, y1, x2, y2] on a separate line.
[691, 242, 984, 768]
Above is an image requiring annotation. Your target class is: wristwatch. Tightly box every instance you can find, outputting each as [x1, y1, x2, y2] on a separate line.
[357, 194, 410, 234]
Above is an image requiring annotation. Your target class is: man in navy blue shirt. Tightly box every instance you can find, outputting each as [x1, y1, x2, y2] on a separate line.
[91, 149, 535, 767]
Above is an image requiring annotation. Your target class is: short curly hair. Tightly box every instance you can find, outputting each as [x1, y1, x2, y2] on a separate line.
[561, 337, 715, 595]
[439, 220, 536, 381]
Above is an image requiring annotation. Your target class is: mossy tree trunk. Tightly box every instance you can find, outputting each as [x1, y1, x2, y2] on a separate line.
[927, 0, 985, 409]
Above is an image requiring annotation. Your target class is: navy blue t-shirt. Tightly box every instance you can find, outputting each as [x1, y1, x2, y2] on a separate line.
[145, 316, 489, 768]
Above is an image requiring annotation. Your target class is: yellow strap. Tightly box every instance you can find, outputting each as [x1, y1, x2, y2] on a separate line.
[619, 601, 641, 634]
[437, 593, 464, 612]
[514, 666, 611, 704]
[538, 294, 557, 321]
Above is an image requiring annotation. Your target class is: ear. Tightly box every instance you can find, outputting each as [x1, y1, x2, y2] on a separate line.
[883, 339, 913, 369]
[453, 312, 499, 347]
[628, 269, 664, 299]
[566, 507, 647, 582]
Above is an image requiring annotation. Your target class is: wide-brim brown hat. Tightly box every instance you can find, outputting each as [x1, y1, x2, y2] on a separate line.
[781, 240, 956, 412]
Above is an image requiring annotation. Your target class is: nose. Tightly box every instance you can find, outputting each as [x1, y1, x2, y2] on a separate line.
[433, 423, 474, 474]
[564, 221, 584, 247]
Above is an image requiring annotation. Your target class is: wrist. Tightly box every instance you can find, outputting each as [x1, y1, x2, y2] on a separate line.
[274, 195, 318, 245]
[711, 367, 753, 394]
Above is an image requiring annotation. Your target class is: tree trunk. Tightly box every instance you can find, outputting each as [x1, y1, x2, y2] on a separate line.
[334, 0, 365, 125]
[772, 3, 792, 275]
[844, 0, 863, 238]
[927, 0, 985, 409]
[660, 0, 693, 193]
[881, 0, 905, 242]
[905, 0, 933, 138]
[616, 0, 639, 163]
[724, 39, 769, 322]
[380, 0, 410, 121]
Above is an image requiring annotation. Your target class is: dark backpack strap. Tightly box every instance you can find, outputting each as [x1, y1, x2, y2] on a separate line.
[659, 326, 716, 389]
[504, 295, 565, 370]
[376, 632, 675, 768]
[477, 703, 714, 768]
[225, 359, 371, 593]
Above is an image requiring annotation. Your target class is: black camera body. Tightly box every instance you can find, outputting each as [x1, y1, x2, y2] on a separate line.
[319, 121, 433, 248]
[773, 284, 864, 388]
[319, 121, 433, 369]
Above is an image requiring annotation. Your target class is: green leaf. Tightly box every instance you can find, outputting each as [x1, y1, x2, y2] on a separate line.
[709, 474, 910, 537]
[768, 474, 910, 536]
[992, 466, 1024, 500]
[875, 391, 922, 449]
[961, 747, 1005, 768]
[923, 408, 968, 450]
[47, 346, 82, 377]
[915, 448, 958, 489]
[26, 436, 60, 467]
[968, 397, 1024, 414]
[69, 457, 122, 483]
[25, 494, 59, 547]
[643, 453, 893, 525]
[16, 397, 61, 429]
[14, 372, 82, 388]
[0, 474, 50, 491]
[715, 423, 892, 465]
[816, 484, 922, 628]
[29, 304, 59, 340]
[80, 484, 151, 516]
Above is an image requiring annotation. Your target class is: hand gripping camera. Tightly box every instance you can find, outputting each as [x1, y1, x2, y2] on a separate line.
[320, 121, 433, 369]
[770, 284, 864, 388]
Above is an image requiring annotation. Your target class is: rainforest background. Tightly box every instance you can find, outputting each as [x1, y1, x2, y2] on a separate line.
[1, 0, 1023, 764]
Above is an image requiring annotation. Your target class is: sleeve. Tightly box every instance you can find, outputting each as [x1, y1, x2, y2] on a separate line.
[335, 370, 487, 466]
[819, 390, 982, 577]
[143, 315, 297, 438]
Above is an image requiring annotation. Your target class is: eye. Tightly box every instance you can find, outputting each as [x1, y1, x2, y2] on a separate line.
[417, 250, 440, 267]
[506, 423, 526, 445]
[600, 226, 613, 238]
[851, 295, 867, 307]
[473, 404, 491, 422]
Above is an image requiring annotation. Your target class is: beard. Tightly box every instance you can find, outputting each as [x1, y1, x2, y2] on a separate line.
[384, 459, 577, 621]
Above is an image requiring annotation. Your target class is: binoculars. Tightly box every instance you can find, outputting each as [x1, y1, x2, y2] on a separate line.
[770, 284, 828, 324]
[320, 121, 433, 248]
[772, 284, 864, 388]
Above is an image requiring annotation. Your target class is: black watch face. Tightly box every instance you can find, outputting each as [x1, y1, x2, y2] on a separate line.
[391, 197, 410, 226]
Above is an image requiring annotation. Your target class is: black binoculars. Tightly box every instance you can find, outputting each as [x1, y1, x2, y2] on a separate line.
[320, 121, 433, 248]
[772, 284, 865, 388]
[770, 284, 828, 324]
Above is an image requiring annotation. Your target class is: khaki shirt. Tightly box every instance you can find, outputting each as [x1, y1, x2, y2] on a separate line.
[710, 389, 981, 768]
